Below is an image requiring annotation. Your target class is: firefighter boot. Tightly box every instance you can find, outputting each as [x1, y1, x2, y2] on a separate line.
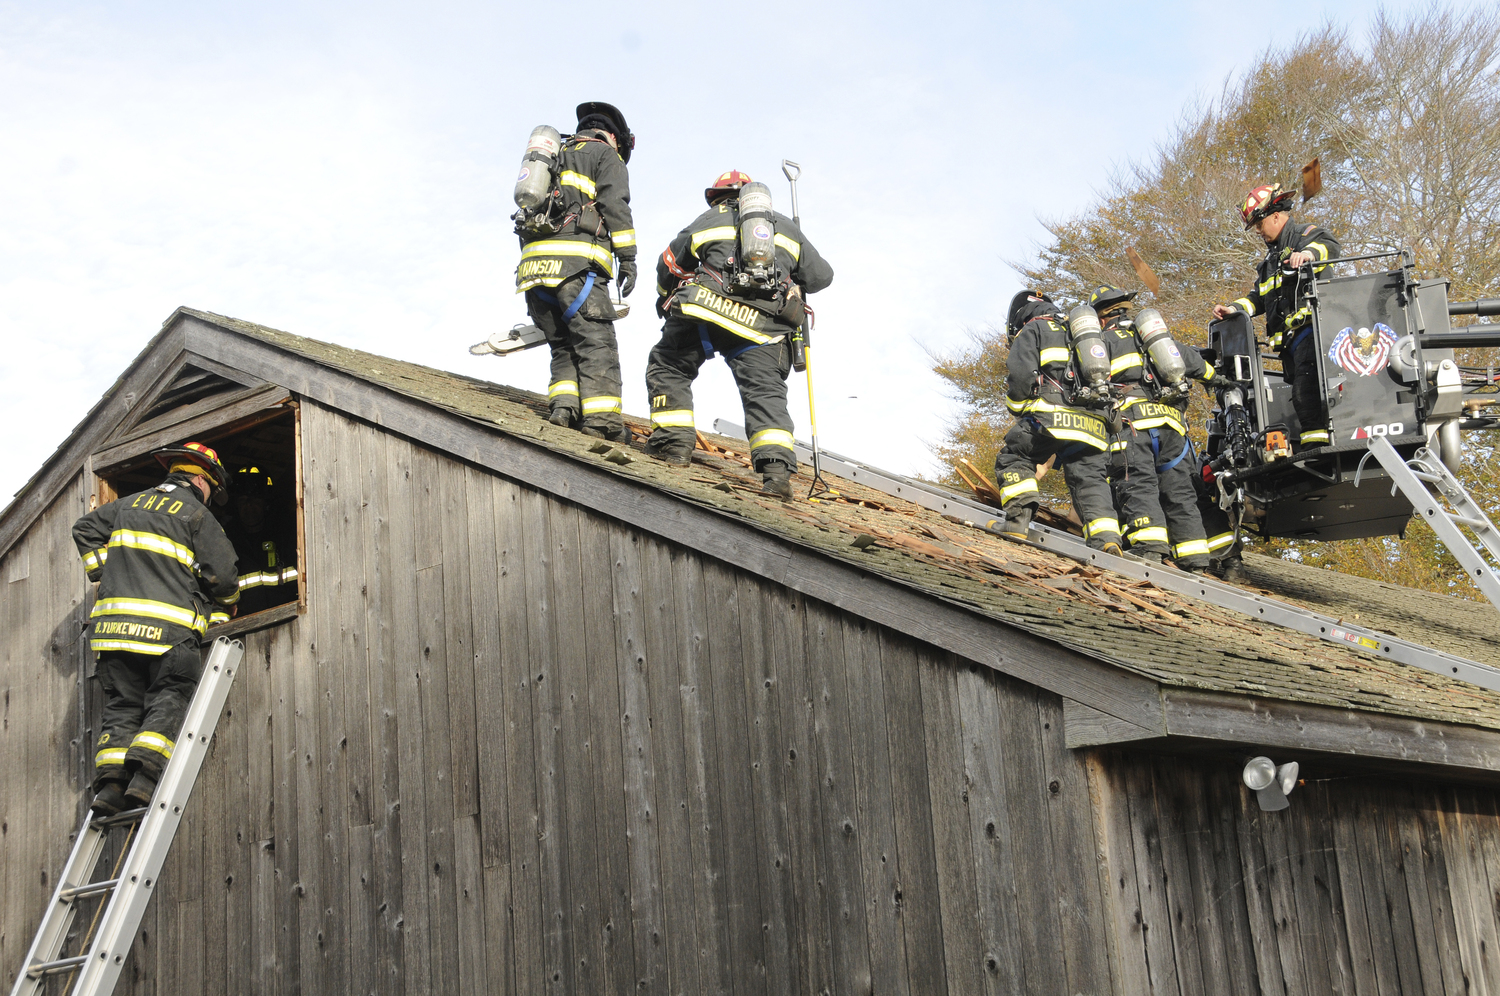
[760, 462, 794, 500]
[1213, 553, 1247, 583]
[124, 770, 158, 808]
[549, 407, 578, 430]
[90, 781, 129, 817]
[644, 435, 693, 467]
[1001, 503, 1036, 539]
[581, 418, 632, 444]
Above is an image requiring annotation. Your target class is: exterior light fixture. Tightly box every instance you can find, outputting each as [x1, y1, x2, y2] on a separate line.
[1242, 756, 1300, 811]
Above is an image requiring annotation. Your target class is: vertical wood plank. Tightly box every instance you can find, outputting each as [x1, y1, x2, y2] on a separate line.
[919, 649, 984, 994]
[955, 665, 1026, 996]
[1326, 781, 1384, 995]
[1440, 787, 1500, 995]
[1034, 696, 1113, 996]
[386, 436, 431, 996]
[1345, 786, 1410, 995]
[1235, 788, 1292, 996]
[454, 813, 490, 996]
[641, 539, 706, 996]
[416, 559, 459, 996]
[519, 489, 569, 995]
[1124, 762, 1183, 994]
[838, 615, 912, 994]
[496, 478, 542, 996]
[439, 458, 479, 821]
[1086, 753, 1151, 995]
[1395, 784, 1465, 995]
[611, 525, 669, 993]
[576, 510, 634, 996]
[548, 499, 605, 996]
[1148, 758, 1207, 995]
[768, 584, 832, 996]
[878, 632, 946, 996]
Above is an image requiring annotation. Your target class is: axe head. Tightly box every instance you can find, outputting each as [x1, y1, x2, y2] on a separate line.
[1126, 247, 1161, 297]
[1301, 157, 1322, 201]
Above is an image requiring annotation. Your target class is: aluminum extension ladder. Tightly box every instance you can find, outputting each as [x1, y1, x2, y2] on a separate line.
[9, 637, 244, 996]
[1362, 436, 1500, 614]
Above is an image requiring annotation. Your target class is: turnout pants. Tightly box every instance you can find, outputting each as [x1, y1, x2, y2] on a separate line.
[1195, 465, 1239, 561]
[995, 417, 1120, 549]
[645, 316, 797, 471]
[1111, 423, 1210, 567]
[1288, 330, 1327, 448]
[93, 640, 204, 789]
[527, 273, 624, 433]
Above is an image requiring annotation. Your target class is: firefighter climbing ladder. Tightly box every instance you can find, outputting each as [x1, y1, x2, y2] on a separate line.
[9, 637, 245, 996]
[1362, 436, 1500, 614]
[713, 420, 1500, 696]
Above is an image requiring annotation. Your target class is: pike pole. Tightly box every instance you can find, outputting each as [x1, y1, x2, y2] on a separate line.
[782, 159, 834, 499]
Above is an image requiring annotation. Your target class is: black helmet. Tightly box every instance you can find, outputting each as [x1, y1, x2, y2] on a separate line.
[1006, 290, 1057, 337]
[1087, 284, 1137, 315]
[575, 101, 635, 164]
[153, 440, 230, 505]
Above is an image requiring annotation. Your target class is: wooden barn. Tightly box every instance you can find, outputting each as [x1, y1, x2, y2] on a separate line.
[6, 307, 1500, 995]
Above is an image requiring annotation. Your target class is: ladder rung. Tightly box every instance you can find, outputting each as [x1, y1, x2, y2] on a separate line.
[27, 955, 88, 978]
[1451, 515, 1492, 531]
[1411, 470, 1443, 483]
[89, 806, 148, 829]
[58, 878, 120, 901]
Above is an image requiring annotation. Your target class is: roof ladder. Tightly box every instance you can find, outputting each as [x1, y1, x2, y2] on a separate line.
[1362, 436, 1500, 614]
[9, 637, 245, 996]
[708, 421, 1500, 694]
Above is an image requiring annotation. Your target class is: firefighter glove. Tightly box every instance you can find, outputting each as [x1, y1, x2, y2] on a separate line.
[617, 259, 638, 298]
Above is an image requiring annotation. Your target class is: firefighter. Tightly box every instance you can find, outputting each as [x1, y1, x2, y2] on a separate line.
[1091, 285, 1216, 569]
[516, 101, 638, 441]
[995, 290, 1121, 551]
[71, 442, 239, 815]
[643, 170, 834, 499]
[1212, 183, 1341, 450]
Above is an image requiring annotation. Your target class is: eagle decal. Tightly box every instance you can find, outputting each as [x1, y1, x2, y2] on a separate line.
[1328, 322, 1397, 376]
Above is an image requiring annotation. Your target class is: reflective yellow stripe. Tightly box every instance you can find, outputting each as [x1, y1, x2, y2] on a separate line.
[1305, 241, 1332, 272]
[1173, 539, 1211, 558]
[1232, 297, 1256, 316]
[1047, 427, 1108, 449]
[690, 225, 736, 251]
[610, 228, 636, 248]
[81, 549, 104, 571]
[96, 747, 128, 767]
[1257, 273, 1282, 296]
[1286, 307, 1312, 328]
[209, 610, 230, 625]
[656, 282, 671, 296]
[1201, 362, 1215, 381]
[109, 530, 195, 568]
[559, 170, 596, 198]
[1126, 526, 1170, 544]
[1268, 331, 1284, 350]
[773, 233, 801, 260]
[680, 302, 775, 344]
[1084, 517, 1121, 538]
[521, 239, 616, 275]
[1110, 352, 1143, 375]
[548, 380, 580, 400]
[1039, 347, 1071, 365]
[1108, 439, 1129, 452]
[749, 428, 796, 452]
[130, 731, 175, 760]
[1206, 531, 1236, 552]
[1300, 429, 1330, 443]
[90, 639, 171, 655]
[218, 589, 239, 606]
[91, 597, 198, 628]
[1000, 479, 1039, 501]
[651, 409, 695, 428]
[582, 395, 623, 415]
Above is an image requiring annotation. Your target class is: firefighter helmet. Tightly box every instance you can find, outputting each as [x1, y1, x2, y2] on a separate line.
[575, 101, 635, 164]
[153, 441, 230, 505]
[1240, 183, 1296, 229]
[1088, 284, 1137, 315]
[705, 170, 753, 204]
[1005, 290, 1057, 338]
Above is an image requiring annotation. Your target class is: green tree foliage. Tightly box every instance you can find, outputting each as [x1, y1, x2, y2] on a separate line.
[932, 6, 1500, 599]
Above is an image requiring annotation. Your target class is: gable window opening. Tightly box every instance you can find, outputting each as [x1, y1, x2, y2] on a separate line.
[96, 405, 304, 631]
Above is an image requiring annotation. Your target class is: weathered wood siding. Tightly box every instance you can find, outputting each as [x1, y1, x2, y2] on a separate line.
[5, 399, 1500, 995]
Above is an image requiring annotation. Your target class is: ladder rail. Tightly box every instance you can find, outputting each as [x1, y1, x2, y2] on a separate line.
[8, 813, 111, 996]
[1365, 437, 1500, 615]
[67, 636, 244, 996]
[706, 422, 1500, 692]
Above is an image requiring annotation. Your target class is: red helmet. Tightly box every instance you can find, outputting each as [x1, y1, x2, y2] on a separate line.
[705, 170, 752, 204]
[154, 440, 230, 504]
[1240, 183, 1296, 229]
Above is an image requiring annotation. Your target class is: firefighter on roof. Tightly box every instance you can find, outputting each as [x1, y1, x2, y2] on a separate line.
[1091, 284, 1217, 570]
[71, 442, 240, 816]
[515, 101, 638, 442]
[1212, 183, 1341, 450]
[643, 170, 834, 499]
[995, 290, 1121, 551]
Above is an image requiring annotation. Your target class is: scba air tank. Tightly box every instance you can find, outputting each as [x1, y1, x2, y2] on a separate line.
[1066, 305, 1112, 389]
[1134, 309, 1188, 387]
[736, 182, 777, 280]
[514, 125, 563, 211]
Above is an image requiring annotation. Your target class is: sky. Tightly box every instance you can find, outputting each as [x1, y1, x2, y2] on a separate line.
[0, 0, 1445, 507]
